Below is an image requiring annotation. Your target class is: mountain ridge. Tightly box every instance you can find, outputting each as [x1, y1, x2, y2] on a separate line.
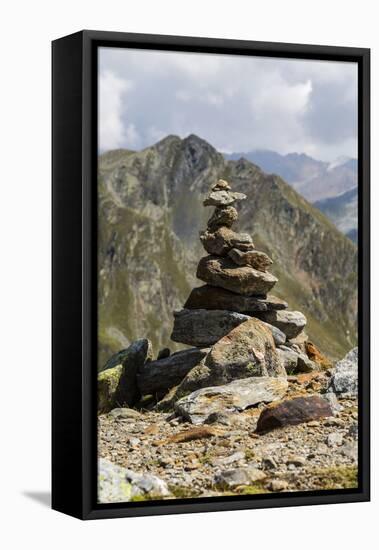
[98, 134, 357, 369]
[224, 148, 357, 203]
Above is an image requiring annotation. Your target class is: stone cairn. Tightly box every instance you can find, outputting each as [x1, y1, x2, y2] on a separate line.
[171, 178, 309, 356]
[155, 178, 319, 423]
[100, 178, 327, 425]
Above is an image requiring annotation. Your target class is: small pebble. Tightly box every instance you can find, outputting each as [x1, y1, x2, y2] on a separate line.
[268, 479, 289, 492]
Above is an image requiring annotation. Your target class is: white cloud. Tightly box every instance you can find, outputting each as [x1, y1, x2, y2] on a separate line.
[98, 71, 133, 150]
[98, 48, 358, 161]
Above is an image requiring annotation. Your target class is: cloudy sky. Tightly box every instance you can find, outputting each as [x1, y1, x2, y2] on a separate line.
[99, 47, 358, 162]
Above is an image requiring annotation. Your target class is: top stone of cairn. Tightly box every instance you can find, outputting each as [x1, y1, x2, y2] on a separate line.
[203, 179, 247, 207]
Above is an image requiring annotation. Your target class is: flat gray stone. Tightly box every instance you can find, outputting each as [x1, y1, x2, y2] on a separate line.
[175, 376, 288, 425]
[203, 190, 247, 207]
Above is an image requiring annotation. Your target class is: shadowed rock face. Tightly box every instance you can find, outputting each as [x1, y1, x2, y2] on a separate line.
[170, 308, 250, 347]
[98, 134, 357, 367]
[137, 347, 208, 395]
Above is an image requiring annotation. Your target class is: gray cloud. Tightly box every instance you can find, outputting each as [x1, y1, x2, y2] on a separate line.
[99, 47, 357, 161]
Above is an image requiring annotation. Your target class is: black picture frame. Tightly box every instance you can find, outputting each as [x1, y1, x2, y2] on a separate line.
[52, 30, 370, 520]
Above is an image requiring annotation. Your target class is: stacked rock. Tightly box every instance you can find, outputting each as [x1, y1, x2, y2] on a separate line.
[171, 179, 313, 373]
[99, 178, 323, 421]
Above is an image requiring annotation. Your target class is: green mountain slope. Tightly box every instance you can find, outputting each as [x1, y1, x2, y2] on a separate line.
[98, 135, 357, 369]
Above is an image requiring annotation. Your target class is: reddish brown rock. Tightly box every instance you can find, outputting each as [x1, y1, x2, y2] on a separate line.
[159, 425, 224, 445]
[228, 248, 273, 272]
[184, 285, 288, 313]
[197, 255, 278, 296]
[305, 341, 332, 369]
[255, 395, 333, 433]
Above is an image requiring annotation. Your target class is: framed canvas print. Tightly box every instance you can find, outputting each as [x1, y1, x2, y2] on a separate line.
[52, 30, 370, 520]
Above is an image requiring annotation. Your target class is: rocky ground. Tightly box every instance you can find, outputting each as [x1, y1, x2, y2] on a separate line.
[97, 180, 358, 504]
[98, 370, 358, 501]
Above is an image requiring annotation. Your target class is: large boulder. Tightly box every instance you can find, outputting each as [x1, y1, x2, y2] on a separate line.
[327, 347, 358, 397]
[175, 376, 288, 424]
[197, 256, 278, 296]
[98, 339, 153, 412]
[205, 318, 286, 382]
[228, 248, 273, 272]
[98, 458, 170, 503]
[171, 308, 250, 347]
[256, 310, 307, 339]
[137, 347, 208, 395]
[184, 285, 287, 313]
[255, 395, 333, 433]
[200, 227, 254, 256]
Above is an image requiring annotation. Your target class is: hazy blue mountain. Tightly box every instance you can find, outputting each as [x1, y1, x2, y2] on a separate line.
[224, 150, 357, 202]
[225, 150, 326, 188]
[314, 187, 358, 238]
[346, 228, 358, 244]
[224, 150, 358, 239]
